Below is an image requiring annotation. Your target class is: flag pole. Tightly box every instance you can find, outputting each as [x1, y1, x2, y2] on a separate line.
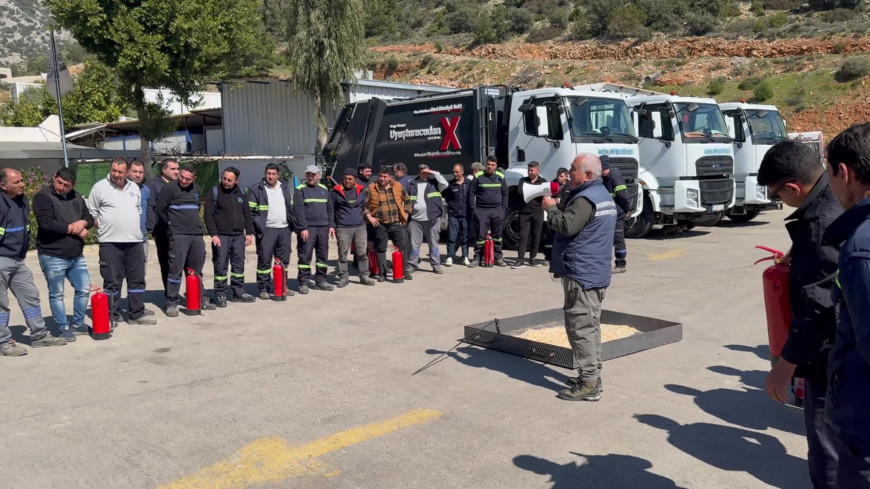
[50, 30, 70, 168]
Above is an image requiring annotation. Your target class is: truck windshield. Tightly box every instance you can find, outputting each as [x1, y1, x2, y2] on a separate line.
[746, 109, 787, 144]
[567, 97, 637, 143]
[675, 103, 731, 141]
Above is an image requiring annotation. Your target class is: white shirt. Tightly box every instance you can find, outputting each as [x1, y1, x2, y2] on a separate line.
[265, 182, 288, 228]
[86, 176, 143, 243]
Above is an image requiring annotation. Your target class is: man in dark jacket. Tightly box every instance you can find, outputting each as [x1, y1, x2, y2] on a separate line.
[469, 156, 509, 267]
[601, 157, 632, 273]
[247, 163, 295, 300]
[543, 154, 616, 402]
[294, 165, 335, 294]
[33, 168, 94, 341]
[443, 163, 471, 267]
[821, 122, 870, 488]
[146, 158, 179, 296]
[514, 161, 548, 269]
[156, 164, 215, 316]
[758, 140, 843, 489]
[204, 167, 255, 307]
[0, 168, 67, 356]
[333, 168, 375, 288]
[393, 163, 414, 194]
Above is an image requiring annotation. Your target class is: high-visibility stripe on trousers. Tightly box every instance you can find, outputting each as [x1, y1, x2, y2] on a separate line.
[298, 226, 329, 286]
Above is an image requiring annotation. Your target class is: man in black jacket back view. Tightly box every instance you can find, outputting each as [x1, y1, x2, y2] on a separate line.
[204, 167, 255, 307]
[601, 157, 632, 273]
[758, 140, 843, 489]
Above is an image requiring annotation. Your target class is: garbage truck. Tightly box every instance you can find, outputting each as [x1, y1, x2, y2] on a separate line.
[322, 85, 641, 248]
[580, 84, 736, 238]
[720, 102, 788, 222]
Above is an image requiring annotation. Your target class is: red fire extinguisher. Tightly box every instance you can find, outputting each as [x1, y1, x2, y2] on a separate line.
[392, 247, 404, 283]
[90, 286, 111, 340]
[484, 232, 495, 267]
[369, 249, 380, 276]
[755, 246, 792, 365]
[273, 259, 286, 301]
[185, 268, 202, 314]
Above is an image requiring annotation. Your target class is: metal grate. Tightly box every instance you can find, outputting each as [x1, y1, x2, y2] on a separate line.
[699, 179, 734, 205]
[696, 156, 734, 177]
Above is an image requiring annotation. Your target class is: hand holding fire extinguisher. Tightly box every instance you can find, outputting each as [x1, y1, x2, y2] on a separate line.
[755, 246, 798, 404]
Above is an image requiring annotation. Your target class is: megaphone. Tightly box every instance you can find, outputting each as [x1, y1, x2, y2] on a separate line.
[523, 182, 561, 203]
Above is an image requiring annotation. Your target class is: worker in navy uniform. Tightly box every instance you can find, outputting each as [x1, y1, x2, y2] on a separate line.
[294, 165, 335, 294]
[543, 154, 616, 401]
[156, 164, 215, 316]
[146, 158, 179, 296]
[248, 163, 296, 300]
[469, 155, 509, 267]
[601, 156, 631, 273]
[393, 162, 414, 194]
[204, 167, 256, 307]
[333, 168, 376, 288]
[0, 168, 67, 356]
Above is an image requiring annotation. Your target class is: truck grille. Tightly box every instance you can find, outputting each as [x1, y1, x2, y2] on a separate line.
[696, 156, 734, 177]
[608, 157, 639, 214]
[700, 179, 734, 205]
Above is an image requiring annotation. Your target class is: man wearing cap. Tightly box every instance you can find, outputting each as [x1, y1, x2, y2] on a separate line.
[333, 168, 375, 287]
[248, 163, 296, 300]
[294, 165, 335, 294]
[408, 164, 449, 274]
[601, 157, 631, 273]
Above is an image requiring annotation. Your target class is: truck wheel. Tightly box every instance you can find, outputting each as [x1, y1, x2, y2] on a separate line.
[727, 209, 760, 223]
[625, 193, 653, 239]
[503, 208, 521, 251]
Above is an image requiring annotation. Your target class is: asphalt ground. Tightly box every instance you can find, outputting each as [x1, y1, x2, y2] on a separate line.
[0, 210, 810, 488]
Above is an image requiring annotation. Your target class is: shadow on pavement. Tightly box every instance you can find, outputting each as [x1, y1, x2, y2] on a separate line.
[514, 452, 687, 489]
[724, 344, 771, 362]
[635, 414, 808, 489]
[423, 346, 570, 393]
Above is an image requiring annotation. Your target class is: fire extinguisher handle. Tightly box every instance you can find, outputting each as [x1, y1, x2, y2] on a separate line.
[755, 245, 784, 256]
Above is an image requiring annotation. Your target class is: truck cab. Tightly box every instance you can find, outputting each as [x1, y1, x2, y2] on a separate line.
[622, 94, 735, 237]
[502, 87, 641, 248]
[720, 102, 787, 222]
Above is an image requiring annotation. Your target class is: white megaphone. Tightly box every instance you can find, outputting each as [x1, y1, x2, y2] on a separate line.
[523, 182, 561, 203]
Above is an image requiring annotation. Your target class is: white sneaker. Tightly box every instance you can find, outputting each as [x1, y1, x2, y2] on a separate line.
[445, 257, 453, 267]
[462, 257, 470, 266]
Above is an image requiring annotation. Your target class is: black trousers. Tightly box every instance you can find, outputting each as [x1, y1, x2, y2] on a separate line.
[374, 222, 410, 276]
[473, 207, 505, 261]
[614, 216, 627, 268]
[212, 234, 246, 298]
[804, 375, 841, 489]
[154, 230, 172, 296]
[517, 211, 544, 262]
[256, 227, 292, 293]
[99, 242, 146, 320]
[297, 226, 329, 286]
[166, 233, 205, 308]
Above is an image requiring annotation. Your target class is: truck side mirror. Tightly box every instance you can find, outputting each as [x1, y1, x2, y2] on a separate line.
[534, 106, 550, 138]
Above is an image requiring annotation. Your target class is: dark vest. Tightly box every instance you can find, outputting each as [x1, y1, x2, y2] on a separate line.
[551, 178, 617, 290]
[408, 178, 444, 221]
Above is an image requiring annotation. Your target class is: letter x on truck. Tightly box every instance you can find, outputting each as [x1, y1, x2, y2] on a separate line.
[323, 85, 642, 249]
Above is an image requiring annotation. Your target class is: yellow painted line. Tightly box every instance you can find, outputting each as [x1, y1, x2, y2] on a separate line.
[647, 249, 685, 261]
[159, 408, 443, 489]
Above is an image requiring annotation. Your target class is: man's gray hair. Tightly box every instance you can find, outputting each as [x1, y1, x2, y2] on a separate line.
[574, 153, 602, 177]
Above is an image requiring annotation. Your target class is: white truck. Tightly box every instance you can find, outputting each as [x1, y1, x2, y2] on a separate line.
[581, 85, 735, 238]
[719, 102, 788, 222]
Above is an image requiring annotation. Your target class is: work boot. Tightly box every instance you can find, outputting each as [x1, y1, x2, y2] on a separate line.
[31, 335, 67, 348]
[531, 259, 541, 268]
[165, 306, 179, 318]
[469, 260, 479, 268]
[61, 328, 76, 342]
[612, 266, 627, 274]
[129, 316, 158, 325]
[494, 259, 507, 267]
[360, 275, 376, 286]
[70, 324, 90, 336]
[142, 308, 156, 316]
[315, 282, 334, 292]
[511, 260, 526, 269]
[337, 276, 349, 288]
[215, 295, 228, 308]
[566, 376, 603, 393]
[444, 257, 453, 267]
[557, 381, 601, 402]
[377, 274, 387, 283]
[433, 267, 443, 275]
[201, 298, 217, 311]
[0, 341, 27, 356]
[231, 293, 256, 303]
[298, 284, 310, 295]
[259, 290, 271, 300]
[405, 271, 413, 281]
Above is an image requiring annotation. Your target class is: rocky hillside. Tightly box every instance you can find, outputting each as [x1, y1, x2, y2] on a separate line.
[0, 0, 53, 66]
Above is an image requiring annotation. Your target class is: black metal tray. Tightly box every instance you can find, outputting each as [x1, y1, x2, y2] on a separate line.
[463, 308, 682, 369]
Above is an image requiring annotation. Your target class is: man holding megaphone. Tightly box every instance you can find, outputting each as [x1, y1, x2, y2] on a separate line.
[514, 161, 550, 268]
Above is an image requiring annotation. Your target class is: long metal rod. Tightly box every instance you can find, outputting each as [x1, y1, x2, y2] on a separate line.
[51, 30, 70, 168]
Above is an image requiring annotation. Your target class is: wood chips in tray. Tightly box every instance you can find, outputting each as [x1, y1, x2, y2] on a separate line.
[511, 324, 641, 348]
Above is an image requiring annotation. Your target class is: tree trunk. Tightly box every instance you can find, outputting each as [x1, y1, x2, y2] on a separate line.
[133, 85, 154, 179]
[314, 92, 328, 162]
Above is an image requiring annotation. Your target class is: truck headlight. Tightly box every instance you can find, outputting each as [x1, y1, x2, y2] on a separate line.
[687, 188, 700, 208]
[755, 186, 767, 201]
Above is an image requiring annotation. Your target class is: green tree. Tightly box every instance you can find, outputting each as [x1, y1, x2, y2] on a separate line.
[0, 88, 55, 127]
[286, 0, 365, 152]
[46, 0, 270, 173]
